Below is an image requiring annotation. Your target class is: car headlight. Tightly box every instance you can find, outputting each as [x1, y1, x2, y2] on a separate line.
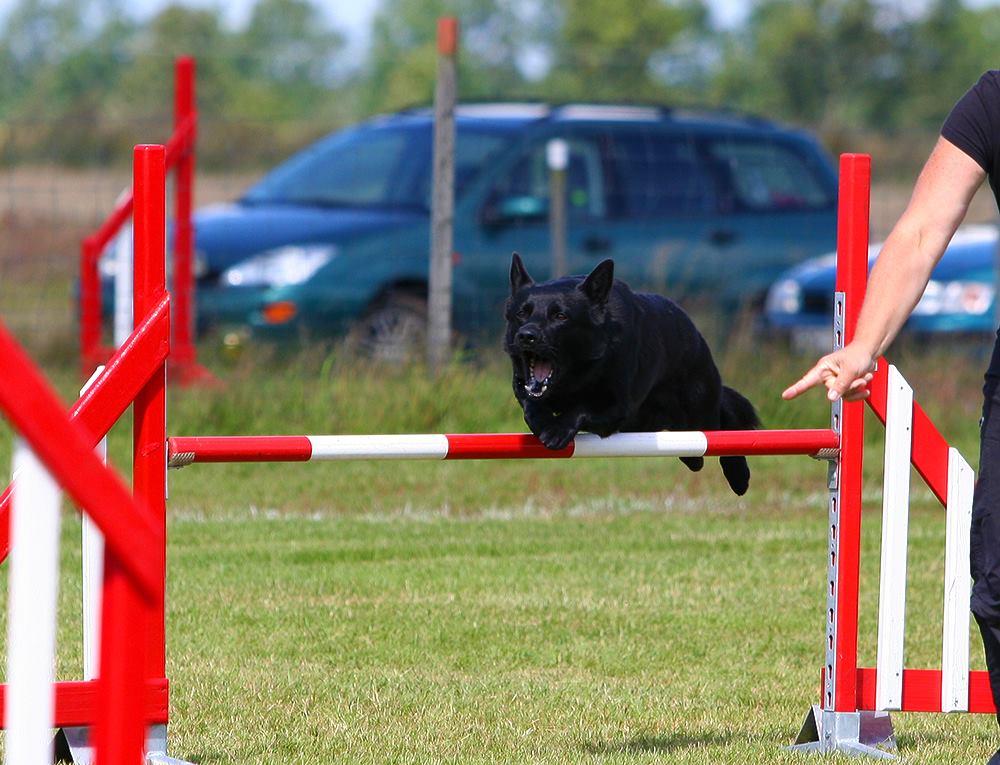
[765, 279, 802, 314]
[912, 280, 994, 316]
[221, 245, 337, 288]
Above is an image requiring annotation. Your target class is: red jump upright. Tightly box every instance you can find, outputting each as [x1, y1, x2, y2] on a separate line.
[79, 57, 211, 387]
[0, 145, 170, 765]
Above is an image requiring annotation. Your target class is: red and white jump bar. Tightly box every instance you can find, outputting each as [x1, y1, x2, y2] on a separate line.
[167, 429, 838, 468]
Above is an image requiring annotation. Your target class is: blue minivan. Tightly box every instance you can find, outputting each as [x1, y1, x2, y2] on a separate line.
[109, 103, 841, 357]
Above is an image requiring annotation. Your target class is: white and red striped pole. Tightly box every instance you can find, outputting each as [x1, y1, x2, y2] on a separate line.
[167, 429, 839, 468]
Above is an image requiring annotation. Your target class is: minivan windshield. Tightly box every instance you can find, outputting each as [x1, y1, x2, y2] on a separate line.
[242, 122, 514, 211]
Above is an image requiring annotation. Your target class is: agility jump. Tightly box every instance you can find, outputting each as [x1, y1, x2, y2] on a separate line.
[0, 150, 989, 762]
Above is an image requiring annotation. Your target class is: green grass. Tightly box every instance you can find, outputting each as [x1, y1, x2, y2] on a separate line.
[1, 342, 997, 763]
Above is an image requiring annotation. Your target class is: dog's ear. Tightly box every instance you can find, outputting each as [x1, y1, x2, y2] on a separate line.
[510, 252, 534, 295]
[580, 259, 614, 305]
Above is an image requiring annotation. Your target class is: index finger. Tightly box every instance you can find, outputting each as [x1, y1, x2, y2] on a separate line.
[782, 366, 825, 401]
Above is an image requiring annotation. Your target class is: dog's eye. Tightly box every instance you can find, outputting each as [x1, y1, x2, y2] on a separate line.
[517, 305, 532, 319]
[553, 311, 568, 321]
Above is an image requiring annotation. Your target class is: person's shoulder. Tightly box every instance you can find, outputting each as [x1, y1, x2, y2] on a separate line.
[941, 72, 999, 173]
[948, 71, 1000, 120]
[975, 70, 1000, 90]
[970, 71, 1000, 123]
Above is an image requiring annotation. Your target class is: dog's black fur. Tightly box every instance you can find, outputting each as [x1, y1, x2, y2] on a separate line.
[504, 254, 760, 495]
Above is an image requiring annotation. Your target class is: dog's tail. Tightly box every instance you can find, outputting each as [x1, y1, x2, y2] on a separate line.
[718, 386, 760, 496]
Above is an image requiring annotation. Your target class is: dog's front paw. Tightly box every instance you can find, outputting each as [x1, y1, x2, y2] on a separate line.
[680, 456, 704, 473]
[522, 407, 552, 437]
[537, 425, 578, 451]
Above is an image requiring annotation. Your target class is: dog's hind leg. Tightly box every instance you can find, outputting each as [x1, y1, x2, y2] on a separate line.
[720, 456, 750, 496]
[718, 385, 758, 495]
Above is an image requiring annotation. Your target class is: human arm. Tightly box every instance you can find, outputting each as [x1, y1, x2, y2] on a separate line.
[782, 137, 986, 402]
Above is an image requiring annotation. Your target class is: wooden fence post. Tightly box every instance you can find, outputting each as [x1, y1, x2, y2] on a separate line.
[428, 16, 458, 370]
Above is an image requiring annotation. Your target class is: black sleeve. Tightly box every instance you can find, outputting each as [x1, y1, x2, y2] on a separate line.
[940, 71, 1000, 176]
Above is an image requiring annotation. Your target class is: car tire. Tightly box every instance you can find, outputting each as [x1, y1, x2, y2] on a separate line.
[348, 291, 427, 362]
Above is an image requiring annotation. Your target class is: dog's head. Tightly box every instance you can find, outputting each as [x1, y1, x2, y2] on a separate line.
[504, 253, 615, 401]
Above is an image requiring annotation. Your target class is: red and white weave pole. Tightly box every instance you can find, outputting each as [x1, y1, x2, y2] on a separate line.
[167, 429, 839, 467]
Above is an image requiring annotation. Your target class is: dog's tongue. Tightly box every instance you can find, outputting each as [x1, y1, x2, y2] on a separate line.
[532, 360, 553, 382]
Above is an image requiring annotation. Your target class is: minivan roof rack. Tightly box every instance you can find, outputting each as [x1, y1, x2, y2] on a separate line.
[389, 100, 777, 128]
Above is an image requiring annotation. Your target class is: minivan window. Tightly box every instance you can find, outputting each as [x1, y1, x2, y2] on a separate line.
[244, 123, 513, 211]
[412, 128, 515, 207]
[603, 131, 715, 218]
[703, 138, 834, 212]
[489, 137, 607, 220]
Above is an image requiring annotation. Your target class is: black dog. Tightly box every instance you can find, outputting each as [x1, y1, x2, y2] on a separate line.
[504, 254, 760, 495]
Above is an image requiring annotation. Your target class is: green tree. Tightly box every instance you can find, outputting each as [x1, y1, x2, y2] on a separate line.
[237, 0, 344, 87]
[0, 0, 129, 115]
[899, 0, 1000, 128]
[543, 0, 710, 102]
[113, 4, 232, 122]
[713, 0, 907, 133]
[360, 0, 530, 115]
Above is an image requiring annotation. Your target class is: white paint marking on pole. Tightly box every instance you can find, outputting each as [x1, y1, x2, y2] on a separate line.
[308, 434, 450, 460]
[81, 367, 106, 682]
[875, 364, 912, 712]
[942, 447, 974, 713]
[572, 431, 708, 458]
[113, 222, 134, 347]
[5, 440, 62, 765]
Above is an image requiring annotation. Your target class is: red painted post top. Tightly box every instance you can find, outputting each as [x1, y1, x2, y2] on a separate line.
[174, 56, 195, 120]
[438, 16, 459, 56]
[835, 153, 871, 345]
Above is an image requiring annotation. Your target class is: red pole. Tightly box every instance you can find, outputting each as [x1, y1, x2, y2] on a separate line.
[94, 558, 147, 765]
[836, 154, 871, 343]
[94, 145, 167, 765]
[165, 429, 840, 466]
[172, 56, 196, 368]
[828, 153, 871, 713]
[132, 142, 169, 686]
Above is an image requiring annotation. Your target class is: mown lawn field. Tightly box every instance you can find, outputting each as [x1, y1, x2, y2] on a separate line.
[1, 343, 997, 763]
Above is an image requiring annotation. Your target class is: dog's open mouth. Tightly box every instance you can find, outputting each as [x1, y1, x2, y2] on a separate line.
[524, 353, 554, 398]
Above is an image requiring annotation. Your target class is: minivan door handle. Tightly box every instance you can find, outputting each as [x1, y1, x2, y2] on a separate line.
[582, 234, 612, 254]
[707, 228, 738, 246]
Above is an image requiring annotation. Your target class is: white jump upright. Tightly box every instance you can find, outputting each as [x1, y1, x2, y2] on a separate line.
[5, 441, 62, 765]
[942, 446, 974, 712]
[875, 365, 914, 711]
[82, 365, 107, 683]
[868, 362, 977, 719]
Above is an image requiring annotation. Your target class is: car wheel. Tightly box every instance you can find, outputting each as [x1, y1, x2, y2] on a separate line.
[349, 291, 427, 362]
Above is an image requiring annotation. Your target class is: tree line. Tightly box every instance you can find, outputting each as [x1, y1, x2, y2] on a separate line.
[1, 0, 997, 172]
